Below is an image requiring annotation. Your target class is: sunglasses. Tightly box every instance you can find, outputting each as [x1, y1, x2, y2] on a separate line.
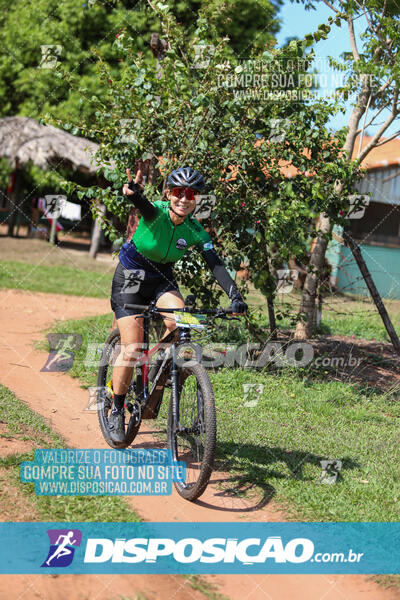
[171, 187, 197, 201]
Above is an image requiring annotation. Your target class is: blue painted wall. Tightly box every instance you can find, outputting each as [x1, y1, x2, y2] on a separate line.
[327, 237, 400, 299]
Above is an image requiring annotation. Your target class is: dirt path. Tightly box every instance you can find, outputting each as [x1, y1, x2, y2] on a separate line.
[0, 289, 397, 600]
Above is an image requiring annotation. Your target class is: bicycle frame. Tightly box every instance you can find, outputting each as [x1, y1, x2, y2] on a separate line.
[123, 302, 236, 423]
[99, 300, 240, 496]
[127, 306, 191, 421]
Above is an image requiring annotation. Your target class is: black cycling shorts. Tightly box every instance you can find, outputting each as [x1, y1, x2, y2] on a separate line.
[110, 261, 180, 320]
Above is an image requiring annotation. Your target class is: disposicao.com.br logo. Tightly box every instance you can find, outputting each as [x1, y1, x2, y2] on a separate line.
[0, 522, 389, 574]
[83, 536, 363, 565]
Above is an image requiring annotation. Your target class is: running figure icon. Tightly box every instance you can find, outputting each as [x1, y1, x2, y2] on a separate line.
[41, 528, 82, 568]
[46, 531, 77, 565]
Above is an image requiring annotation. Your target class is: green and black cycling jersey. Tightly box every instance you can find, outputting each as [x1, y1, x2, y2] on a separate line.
[118, 183, 242, 302]
[124, 199, 212, 263]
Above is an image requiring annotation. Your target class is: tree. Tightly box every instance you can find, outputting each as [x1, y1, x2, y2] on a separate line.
[0, 0, 283, 124]
[199, 0, 283, 56]
[62, 2, 357, 323]
[0, 0, 284, 246]
[292, 0, 400, 349]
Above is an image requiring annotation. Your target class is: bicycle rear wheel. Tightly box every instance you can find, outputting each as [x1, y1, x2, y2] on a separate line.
[167, 362, 216, 501]
[96, 328, 141, 449]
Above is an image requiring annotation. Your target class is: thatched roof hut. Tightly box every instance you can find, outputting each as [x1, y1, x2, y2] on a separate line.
[0, 116, 100, 173]
[0, 117, 110, 245]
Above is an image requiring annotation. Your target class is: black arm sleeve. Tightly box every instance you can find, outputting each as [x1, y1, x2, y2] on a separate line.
[127, 181, 158, 221]
[201, 248, 242, 301]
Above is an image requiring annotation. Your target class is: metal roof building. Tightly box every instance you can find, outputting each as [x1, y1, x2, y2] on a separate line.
[328, 136, 400, 299]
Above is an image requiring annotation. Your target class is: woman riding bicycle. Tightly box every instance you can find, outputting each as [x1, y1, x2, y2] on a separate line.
[109, 165, 247, 443]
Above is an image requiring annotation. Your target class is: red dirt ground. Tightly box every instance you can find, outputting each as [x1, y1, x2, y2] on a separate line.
[0, 288, 397, 600]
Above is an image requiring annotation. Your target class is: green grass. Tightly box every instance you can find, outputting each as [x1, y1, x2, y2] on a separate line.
[0, 385, 221, 597]
[0, 384, 62, 447]
[268, 290, 400, 342]
[210, 369, 400, 522]
[38, 313, 114, 387]
[2, 252, 400, 340]
[0, 260, 112, 297]
[47, 315, 400, 523]
[183, 575, 230, 600]
[0, 385, 140, 522]
[320, 309, 400, 341]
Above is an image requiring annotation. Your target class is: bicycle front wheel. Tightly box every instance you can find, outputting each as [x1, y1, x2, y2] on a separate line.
[167, 362, 216, 501]
[96, 328, 141, 449]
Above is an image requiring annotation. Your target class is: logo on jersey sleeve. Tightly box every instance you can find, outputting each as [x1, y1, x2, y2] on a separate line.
[203, 241, 213, 250]
[176, 238, 187, 250]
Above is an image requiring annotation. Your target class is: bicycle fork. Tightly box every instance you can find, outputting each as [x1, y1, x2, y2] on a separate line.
[170, 344, 180, 435]
[170, 328, 193, 435]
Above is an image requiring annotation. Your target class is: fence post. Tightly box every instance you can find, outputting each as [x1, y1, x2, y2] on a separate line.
[343, 230, 400, 354]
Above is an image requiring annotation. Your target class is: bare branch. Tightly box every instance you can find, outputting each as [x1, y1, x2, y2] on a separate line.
[356, 100, 391, 132]
[342, 74, 372, 157]
[357, 89, 399, 161]
[372, 79, 393, 98]
[146, 0, 158, 14]
[348, 17, 360, 61]
[359, 2, 374, 33]
[374, 130, 400, 147]
[146, 0, 172, 49]
[382, 169, 400, 184]
[391, 87, 398, 115]
[358, 92, 372, 154]
[355, 0, 393, 55]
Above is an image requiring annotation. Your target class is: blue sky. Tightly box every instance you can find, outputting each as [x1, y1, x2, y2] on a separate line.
[275, 1, 399, 137]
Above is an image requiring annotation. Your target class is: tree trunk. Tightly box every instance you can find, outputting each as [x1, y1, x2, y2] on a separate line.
[294, 213, 332, 339]
[49, 214, 58, 245]
[89, 203, 106, 259]
[7, 170, 23, 237]
[315, 287, 323, 329]
[294, 68, 371, 340]
[267, 296, 277, 340]
[343, 231, 400, 354]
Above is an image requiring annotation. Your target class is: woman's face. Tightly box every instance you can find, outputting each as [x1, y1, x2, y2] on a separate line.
[167, 188, 197, 218]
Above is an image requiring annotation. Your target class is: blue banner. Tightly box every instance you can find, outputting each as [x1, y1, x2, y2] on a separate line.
[20, 449, 185, 496]
[1, 522, 399, 574]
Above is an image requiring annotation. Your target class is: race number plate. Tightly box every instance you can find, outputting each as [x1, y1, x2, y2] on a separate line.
[174, 312, 206, 330]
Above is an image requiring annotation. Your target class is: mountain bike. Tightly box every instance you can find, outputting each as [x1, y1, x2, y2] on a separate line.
[96, 299, 239, 501]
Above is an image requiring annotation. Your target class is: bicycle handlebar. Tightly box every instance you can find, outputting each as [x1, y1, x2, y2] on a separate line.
[122, 303, 235, 315]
